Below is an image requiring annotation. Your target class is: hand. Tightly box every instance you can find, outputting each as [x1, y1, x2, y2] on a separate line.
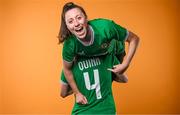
[107, 63, 129, 74]
[75, 92, 88, 104]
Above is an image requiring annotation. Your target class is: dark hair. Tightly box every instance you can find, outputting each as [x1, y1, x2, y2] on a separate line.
[57, 2, 87, 44]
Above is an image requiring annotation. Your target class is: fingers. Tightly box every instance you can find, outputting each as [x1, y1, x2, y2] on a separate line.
[76, 94, 88, 105]
[107, 68, 114, 72]
[112, 64, 126, 73]
[84, 96, 88, 104]
[77, 97, 88, 104]
[107, 68, 117, 73]
[113, 64, 118, 68]
[81, 96, 88, 104]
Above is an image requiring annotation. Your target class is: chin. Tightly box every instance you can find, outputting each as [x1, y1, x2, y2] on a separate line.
[78, 35, 86, 39]
[77, 33, 86, 39]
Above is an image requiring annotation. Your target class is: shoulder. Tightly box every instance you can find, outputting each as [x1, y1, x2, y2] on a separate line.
[89, 18, 113, 23]
[63, 35, 76, 53]
[88, 18, 113, 24]
[88, 18, 116, 33]
[63, 35, 76, 46]
[62, 36, 76, 62]
[88, 18, 114, 26]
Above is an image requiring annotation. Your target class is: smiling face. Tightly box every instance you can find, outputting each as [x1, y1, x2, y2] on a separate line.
[65, 8, 88, 39]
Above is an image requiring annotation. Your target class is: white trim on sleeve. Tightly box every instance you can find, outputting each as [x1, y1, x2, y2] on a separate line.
[63, 59, 73, 64]
[63, 57, 75, 64]
[61, 80, 68, 85]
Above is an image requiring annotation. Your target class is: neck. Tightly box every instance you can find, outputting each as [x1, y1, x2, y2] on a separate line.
[81, 26, 91, 43]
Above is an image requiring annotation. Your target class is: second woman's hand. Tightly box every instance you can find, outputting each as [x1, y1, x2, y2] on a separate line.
[75, 92, 88, 104]
[108, 63, 129, 74]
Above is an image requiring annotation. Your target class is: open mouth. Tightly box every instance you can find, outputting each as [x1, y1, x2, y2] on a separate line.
[75, 27, 83, 33]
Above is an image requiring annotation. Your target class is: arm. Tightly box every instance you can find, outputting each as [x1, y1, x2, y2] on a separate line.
[122, 31, 140, 70]
[111, 31, 140, 73]
[63, 60, 88, 104]
[60, 82, 73, 98]
[63, 60, 79, 94]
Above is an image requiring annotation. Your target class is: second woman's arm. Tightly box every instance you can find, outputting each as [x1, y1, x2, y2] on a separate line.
[63, 60, 88, 104]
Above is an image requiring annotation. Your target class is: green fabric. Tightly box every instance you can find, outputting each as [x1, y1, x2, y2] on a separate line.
[62, 18, 127, 62]
[61, 53, 119, 114]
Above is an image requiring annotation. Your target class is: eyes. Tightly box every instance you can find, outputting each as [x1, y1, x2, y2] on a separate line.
[68, 20, 73, 24]
[67, 16, 83, 24]
[77, 16, 82, 20]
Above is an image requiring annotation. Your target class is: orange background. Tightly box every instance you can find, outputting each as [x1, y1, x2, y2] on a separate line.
[0, 0, 179, 114]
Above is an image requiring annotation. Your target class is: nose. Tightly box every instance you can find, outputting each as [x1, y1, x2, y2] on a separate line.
[74, 19, 80, 27]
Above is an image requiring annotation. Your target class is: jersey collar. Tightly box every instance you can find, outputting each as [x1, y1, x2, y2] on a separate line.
[76, 25, 94, 46]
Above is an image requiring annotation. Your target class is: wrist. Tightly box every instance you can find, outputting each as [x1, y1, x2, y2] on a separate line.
[122, 60, 130, 67]
[74, 90, 80, 95]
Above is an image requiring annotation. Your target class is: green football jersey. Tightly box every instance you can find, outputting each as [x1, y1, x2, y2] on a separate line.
[61, 53, 120, 114]
[62, 18, 128, 62]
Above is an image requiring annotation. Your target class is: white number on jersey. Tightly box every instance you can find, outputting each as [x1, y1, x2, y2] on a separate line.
[83, 69, 102, 99]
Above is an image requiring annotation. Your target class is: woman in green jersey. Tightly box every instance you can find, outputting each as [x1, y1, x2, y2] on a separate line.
[60, 54, 125, 114]
[58, 2, 139, 104]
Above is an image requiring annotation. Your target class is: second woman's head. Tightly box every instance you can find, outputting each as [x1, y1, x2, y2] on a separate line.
[59, 2, 88, 43]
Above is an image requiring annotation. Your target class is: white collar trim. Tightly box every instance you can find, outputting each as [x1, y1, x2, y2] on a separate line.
[76, 25, 94, 46]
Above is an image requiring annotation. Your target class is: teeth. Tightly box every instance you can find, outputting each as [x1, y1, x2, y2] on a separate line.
[75, 27, 83, 31]
[77, 28, 81, 30]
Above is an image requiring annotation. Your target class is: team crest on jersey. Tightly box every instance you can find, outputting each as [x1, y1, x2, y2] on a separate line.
[101, 43, 109, 49]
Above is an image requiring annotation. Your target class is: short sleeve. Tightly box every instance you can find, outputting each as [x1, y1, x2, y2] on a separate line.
[110, 20, 129, 42]
[62, 38, 76, 62]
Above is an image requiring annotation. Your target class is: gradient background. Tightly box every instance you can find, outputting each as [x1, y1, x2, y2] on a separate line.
[0, 0, 179, 114]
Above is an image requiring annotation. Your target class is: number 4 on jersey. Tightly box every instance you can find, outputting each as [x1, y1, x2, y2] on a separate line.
[83, 69, 102, 99]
